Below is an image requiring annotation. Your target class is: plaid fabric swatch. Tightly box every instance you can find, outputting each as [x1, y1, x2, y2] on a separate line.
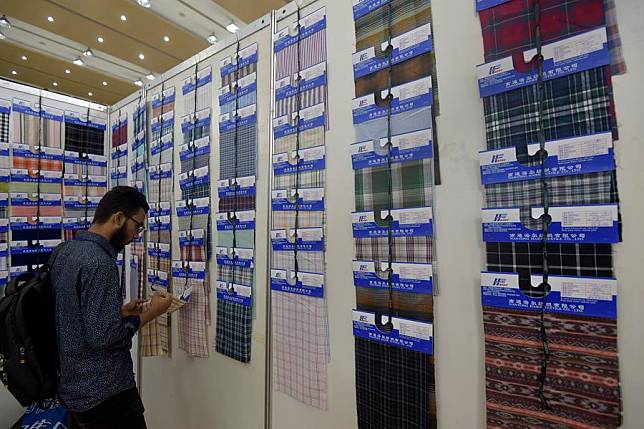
[10, 182, 60, 195]
[355, 337, 436, 429]
[181, 183, 210, 201]
[180, 244, 206, 263]
[272, 211, 325, 229]
[176, 277, 210, 358]
[354, 52, 433, 98]
[356, 287, 433, 321]
[11, 113, 39, 146]
[272, 291, 329, 410]
[217, 230, 255, 249]
[42, 118, 62, 148]
[273, 126, 325, 155]
[354, 0, 432, 51]
[220, 92, 257, 115]
[184, 81, 213, 114]
[11, 205, 62, 218]
[180, 153, 210, 171]
[0, 112, 8, 143]
[217, 264, 253, 285]
[148, 177, 173, 203]
[12, 156, 63, 172]
[275, 30, 327, 80]
[355, 236, 433, 263]
[483, 307, 621, 428]
[219, 195, 255, 212]
[148, 230, 171, 244]
[219, 124, 257, 180]
[64, 123, 105, 155]
[272, 250, 325, 274]
[177, 212, 209, 232]
[222, 63, 257, 87]
[215, 300, 253, 363]
[355, 159, 433, 212]
[604, 0, 626, 75]
[275, 86, 328, 119]
[274, 170, 325, 190]
[484, 67, 616, 151]
[355, 107, 433, 143]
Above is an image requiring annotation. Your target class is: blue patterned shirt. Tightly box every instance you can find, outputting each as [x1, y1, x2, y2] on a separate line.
[52, 231, 139, 412]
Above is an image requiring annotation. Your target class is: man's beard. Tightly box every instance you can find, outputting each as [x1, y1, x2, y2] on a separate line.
[110, 224, 130, 253]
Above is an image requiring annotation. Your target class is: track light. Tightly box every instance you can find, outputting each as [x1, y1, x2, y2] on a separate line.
[146, 74, 155, 81]
[137, 0, 151, 7]
[226, 22, 239, 33]
[73, 58, 84, 66]
[134, 80, 143, 87]
[0, 15, 11, 28]
[207, 34, 217, 44]
[82, 48, 93, 57]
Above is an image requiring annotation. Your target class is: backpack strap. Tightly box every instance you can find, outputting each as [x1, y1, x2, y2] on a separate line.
[45, 241, 71, 271]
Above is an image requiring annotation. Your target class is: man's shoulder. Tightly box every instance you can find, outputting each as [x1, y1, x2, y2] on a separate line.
[56, 240, 113, 269]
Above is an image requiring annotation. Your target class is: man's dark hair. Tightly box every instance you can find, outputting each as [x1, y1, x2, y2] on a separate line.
[93, 186, 150, 224]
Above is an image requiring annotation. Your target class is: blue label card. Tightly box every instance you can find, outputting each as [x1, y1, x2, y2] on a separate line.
[0, 193, 7, 207]
[215, 247, 254, 268]
[151, 93, 162, 109]
[133, 130, 146, 151]
[151, 116, 161, 132]
[63, 217, 91, 231]
[0, 168, 8, 183]
[476, 0, 512, 11]
[273, 145, 326, 175]
[216, 210, 256, 231]
[40, 105, 64, 122]
[270, 227, 324, 251]
[272, 102, 325, 139]
[11, 192, 61, 207]
[351, 128, 433, 170]
[271, 187, 325, 211]
[477, 27, 609, 97]
[64, 196, 101, 209]
[482, 205, 620, 243]
[111, 143, 128, 160]
[110, 166, 127, 180]
[180, 136, 210, 161]
[182, 75, 196, 95]
[178, 229, 205, 248]
[274, 7, 327, 53]
[175, 197, 210, 217]
[163, 87, 175, 104]
[352, 76, 433, 124]
[196, 66, 212, 88]
[147, 269, 169, 290]
[161, 110, 175, 127]
[12, 99, 40, 117]
[352, 207, 433, 238]
[194, 107, 211, 128]
[0, 219, 7, 233]
[11, 169, 62, 184]
[171, 260, 206, 280]
[149, 215, 171, 231]
[220, 43, 259, 77]
[64, 110, 88, 125]
[352, 310, 434, 354]
[352, 0, 390, 19]
[149, 163, 173, 180]
[179, 166, 209, 189]
[10, 216, 62, 231]
[12, 144, 63, 161]
[63, 174, 107, 187]
[480, 272, 617, 319]
[10, 239, 61, 254]
[216, 281, 253, 307]
[353, 261, 433, 294]
[0, 99, 10, 117]
[150, 201, 171, 218]
[270, 269, 324, 298]
[0, 142, 9, 156]
[219, 72, 258, 105]
[218, 175, 256, 199]
[181, 113, 195, 133]
[151, 133, 173, 156]
[275, 62, 327, 101]
[353, 23, 433, 79]
[85, 154, 108, 167]
[479, 132, 615, 185]
[130, 154, 146, 174]
[219, 104, 257, 133]
[147, 242, 171, 259]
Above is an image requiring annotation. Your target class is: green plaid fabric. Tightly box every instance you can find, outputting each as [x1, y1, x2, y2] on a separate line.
[215, 300, 252, 363]
[354, 159, 433, 212]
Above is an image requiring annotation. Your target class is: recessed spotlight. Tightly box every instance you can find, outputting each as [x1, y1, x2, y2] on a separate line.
[0, 15, 11, 29]
[138, 53, 145, 60]
[73, 58, 84, 66]
[65, 69, 71, 74]
[146, 74, 155, 80]
[52, 82, 58, 86]
[88, 92, 93, 96]
[97, 36, 104, 43]
[102, 81, 108, 86]
[11, 70, 17, 75]
[21, 55, 27, 61]
[163, 35, 170, 42]
[134, 80, 143, 87]
[207, 34, 217, 44]
[120, 15, 127, 21]
[82, 48, 93, 57]
[226, 22, 239, 33]
[47, 16, 54, 23]
[136, 0, 151, 7]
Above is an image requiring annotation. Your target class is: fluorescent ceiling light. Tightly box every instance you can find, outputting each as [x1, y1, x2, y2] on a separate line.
[163, 35, 169, 42]
[136, 0, 151, 7]
[73, 58, 84, 66]
[82, 48, 93, 57]
[138, 53, 145, 60]
[120, 15, 127, 21]
[97, 36, 104, 43]
[21, 55, 27, 60]
[207, 34, 217, 44]
[47, 16, 54, 23]
[0, 15, 11, 28]
[226, 23, 239, 33]
[134, 80, 143, 87]
[146, 74, 155, 80]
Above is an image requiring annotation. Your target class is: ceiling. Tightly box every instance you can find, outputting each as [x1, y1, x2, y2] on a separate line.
[0, 0, 287, 105]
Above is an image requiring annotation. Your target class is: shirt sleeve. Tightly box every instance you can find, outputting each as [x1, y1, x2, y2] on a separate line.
[78, 260, 136, 352]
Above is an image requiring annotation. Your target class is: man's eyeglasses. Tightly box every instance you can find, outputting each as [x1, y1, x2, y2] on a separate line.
[125, 214, 146, 234]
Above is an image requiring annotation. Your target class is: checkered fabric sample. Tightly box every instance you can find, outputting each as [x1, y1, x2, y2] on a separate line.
[354, 106, 433, 143]
[64, 123, 105, 156]
[215, 299, 253, 363]
[272, 250, 325, 274]
[222, 63, 257, 87]
[272, 211, 325, 229]
[0, 111, 9, 143]
[273, 126, 325, 155]
[219, 124, 257, 180]
[176, 277, 210, 358]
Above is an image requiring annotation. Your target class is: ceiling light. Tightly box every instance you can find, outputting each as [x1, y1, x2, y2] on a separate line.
[120, 15, 127, 21]
[0, 32, 5, 40]
[73, 58, 84, 66]
[102, 81, 108, 86]
[0, 15, 11, 29]
[52, 82, 58, 86]
[47, 16, 54, 22]
[138, 53, 145, 60]
[207, 34, 217, 44]
[87, 92, 93, 96]
[136, 0, 151, 7]
[97, 36, 104, 43]
[163, 35, 169, 42]
[11, 70, 16, 75]
[145, 74, 155, 81]
[65, 69, 71, 74]
[21, 55, 27, 60]
[134, 80, 143, 87]
[226, 22, 239, 33]
[82, 48, 93, 57]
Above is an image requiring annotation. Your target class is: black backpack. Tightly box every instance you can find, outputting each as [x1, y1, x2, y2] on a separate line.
[0, 244, 67, 406]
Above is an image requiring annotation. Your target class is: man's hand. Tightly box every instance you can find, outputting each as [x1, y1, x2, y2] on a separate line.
[138, 292, 173, 327]
[121, 299, 144, 317]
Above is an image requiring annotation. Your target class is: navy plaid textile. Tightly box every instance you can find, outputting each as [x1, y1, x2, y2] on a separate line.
[64, 123, 105, 155]
[484, 67, 617, 152]
[219, 195, 256, 212]
[215, 300, 252, 363]
[355, 338, 436, 429]
[219, 124, 257, 180]
[217, 264, 253, 286]
[181, 183, 210, 200]
[181, 153, 210, 171]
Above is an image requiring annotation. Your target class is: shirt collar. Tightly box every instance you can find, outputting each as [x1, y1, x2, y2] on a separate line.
[76, 231, 118, 259]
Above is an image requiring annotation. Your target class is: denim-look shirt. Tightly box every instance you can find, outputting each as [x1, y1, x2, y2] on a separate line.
[52, 231, 139, 412]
